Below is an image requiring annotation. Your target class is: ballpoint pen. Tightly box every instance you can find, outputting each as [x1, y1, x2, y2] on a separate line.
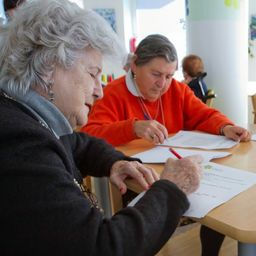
[169, 147, 182, 159]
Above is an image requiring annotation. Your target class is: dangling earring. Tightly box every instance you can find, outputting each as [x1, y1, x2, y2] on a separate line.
[133, 73, 136, 80]
[47, 80, 54, 102]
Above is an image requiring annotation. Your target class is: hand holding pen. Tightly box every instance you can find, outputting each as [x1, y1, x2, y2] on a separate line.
[160, 152, 203, 195]
[133, 119, 168, 144]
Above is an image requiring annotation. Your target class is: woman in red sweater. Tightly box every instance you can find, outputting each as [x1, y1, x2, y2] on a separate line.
[83, 34, 251, 256]
[83, 34, 250, 146]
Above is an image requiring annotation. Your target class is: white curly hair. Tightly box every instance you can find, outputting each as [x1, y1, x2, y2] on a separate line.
[0, 0, 125, 95]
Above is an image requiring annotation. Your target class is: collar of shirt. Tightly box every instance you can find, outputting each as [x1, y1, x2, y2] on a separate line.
[4, 89, 73, 139]
[125, 69, 145, 99]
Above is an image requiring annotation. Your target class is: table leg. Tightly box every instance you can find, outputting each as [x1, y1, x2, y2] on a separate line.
[238, 242, 256, 256]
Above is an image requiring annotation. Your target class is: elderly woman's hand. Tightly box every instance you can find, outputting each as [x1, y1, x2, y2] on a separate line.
[160, 155, 203, 195]
[110, 160, 159, 195]
[134, 120, 168, 144]
[222, 125, 251, 142]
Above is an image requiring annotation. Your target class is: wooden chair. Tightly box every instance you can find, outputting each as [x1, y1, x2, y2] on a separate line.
[187, 73, 216, 107]
[205, 89, 217, 107]
[84, 176, 92, 191]
[251, 93, 256, 124]
[109, 183, 123, 214]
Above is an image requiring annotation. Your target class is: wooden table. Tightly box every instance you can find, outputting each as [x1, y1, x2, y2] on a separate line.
[112, 128, 256, 256]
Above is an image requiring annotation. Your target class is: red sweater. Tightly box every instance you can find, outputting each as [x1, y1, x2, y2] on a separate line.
[82, 76, 234, 146]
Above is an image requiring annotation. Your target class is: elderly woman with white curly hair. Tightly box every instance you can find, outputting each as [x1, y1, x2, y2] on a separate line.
[0, 0, 202, 255]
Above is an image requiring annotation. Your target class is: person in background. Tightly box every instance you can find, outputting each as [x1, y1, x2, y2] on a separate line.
[4, 0, 26, 20]
[0, 1, 203, 255]
[181, 54, 210, 103]
[83, 34, 251, 256]
[83, 34, 250, 147]
[181, 54, 205, 84]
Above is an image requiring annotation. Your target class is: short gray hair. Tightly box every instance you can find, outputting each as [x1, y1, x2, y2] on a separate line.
[134, 34, 178, 67]
[0, 0, 125, 95]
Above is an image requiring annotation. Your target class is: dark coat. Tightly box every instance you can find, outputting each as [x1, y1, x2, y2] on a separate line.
[0, 94, 189, 256]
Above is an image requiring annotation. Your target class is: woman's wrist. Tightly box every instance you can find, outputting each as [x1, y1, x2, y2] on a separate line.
[219, 124, 233, 135]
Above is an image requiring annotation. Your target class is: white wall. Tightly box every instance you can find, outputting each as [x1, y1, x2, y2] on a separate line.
[83, 0, 125, 42]
[83, 0, 136, 78]
[186, 0, 248, 126]
[123, 0, 137, 51]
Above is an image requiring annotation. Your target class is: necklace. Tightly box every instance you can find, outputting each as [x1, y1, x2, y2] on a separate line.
[132, 80, 165, 125]
[73, 178, 104, 214]
[137, 96, 165, 126]
[1, 90, 14, 100]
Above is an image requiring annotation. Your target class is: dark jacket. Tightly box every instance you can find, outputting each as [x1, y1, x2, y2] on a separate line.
[0, 95, 189, 256]
[188, 72, 208, 103]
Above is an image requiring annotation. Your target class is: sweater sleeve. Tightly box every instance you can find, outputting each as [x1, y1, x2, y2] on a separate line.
[82, 80, 139, 146]
[96, 180, 189, 256]
[182, 85, 234, 134]
[64, 132, 140, 177]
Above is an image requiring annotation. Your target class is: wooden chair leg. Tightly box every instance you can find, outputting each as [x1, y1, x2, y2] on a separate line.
[109, 182, 123, 214]
[84, 176, 92, 190]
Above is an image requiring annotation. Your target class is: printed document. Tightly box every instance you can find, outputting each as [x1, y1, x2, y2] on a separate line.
[132, 147, 231, 163]
[184, 162, 256, 218]
[160, 130, 238, 149]
[129, 162, 256, 218]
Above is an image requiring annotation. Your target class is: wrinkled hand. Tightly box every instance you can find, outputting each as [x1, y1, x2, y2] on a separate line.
[134, 120, 168, 144]
[222, 125, 251, 142]
[160, 155, 203, 195]
[110, 160, 159, 195]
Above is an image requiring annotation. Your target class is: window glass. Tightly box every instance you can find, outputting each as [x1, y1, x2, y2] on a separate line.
[136, 1, 186, 80]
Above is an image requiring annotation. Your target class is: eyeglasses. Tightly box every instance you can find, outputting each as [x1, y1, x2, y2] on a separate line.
[73, 178, 104, 213]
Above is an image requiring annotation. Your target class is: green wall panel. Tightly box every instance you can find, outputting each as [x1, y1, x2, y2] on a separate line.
[186, 0, 241, 21]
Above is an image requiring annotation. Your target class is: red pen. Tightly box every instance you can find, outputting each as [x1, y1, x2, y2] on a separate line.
[169, 148, 182, 159]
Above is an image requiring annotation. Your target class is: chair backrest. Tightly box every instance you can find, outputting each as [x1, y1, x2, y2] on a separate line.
[205, 89, 216, 107]
[187, 72, 217, 106]
[187, 72, 208, 103]
[251, 94, 256, 124]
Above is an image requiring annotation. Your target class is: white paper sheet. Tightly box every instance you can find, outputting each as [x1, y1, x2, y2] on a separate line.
[128, 191, 146, 207]
[160, 130, 238, 149]
[184, 162, 256, 218]
[128, 162, 256, 218]
[252, 134, 256, 141]
[132, 147, 231, 163]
